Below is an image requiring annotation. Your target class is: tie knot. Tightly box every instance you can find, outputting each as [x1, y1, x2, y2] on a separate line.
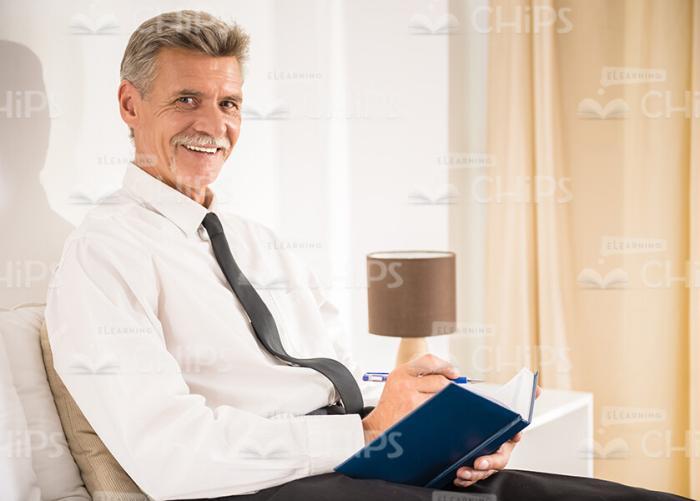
[201, 212, 224, 237]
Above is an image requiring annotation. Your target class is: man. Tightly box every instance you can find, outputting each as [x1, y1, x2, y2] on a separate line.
[45, 10, 689, 501]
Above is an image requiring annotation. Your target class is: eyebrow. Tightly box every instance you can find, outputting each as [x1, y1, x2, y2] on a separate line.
[170, 88, 242, 102]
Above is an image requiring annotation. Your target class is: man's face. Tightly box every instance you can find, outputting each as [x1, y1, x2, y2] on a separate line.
[122, 47, 243, 200]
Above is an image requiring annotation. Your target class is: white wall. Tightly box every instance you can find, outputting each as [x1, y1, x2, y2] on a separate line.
[0, 0, 486, 372]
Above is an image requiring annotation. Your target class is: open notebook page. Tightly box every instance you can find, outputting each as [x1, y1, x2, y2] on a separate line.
[458, 368, 536, 419]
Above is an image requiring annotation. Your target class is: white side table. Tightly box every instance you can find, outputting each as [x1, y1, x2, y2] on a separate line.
[506, 388, 594, 477]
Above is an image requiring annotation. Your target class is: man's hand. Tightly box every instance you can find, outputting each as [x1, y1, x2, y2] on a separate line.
[454, 385, 543, 488]
[361, 353, 459, 444]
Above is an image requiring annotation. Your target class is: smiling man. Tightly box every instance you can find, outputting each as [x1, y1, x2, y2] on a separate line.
[44, 10, 689, 501]
[118, 26, 243, 205]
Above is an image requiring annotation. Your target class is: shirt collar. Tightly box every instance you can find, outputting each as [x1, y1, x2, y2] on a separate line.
[122, 162, 219, 237]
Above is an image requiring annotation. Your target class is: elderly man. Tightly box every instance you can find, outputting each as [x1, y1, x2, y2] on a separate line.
[45, 10, 689, 501]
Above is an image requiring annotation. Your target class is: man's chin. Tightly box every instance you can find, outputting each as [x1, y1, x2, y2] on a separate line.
[172, 145, 224, 183]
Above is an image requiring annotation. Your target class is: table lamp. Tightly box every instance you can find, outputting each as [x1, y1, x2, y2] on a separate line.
[366, 251, 456, 366]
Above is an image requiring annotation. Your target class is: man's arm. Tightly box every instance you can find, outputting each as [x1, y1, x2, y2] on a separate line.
[45, 234, 365, 500]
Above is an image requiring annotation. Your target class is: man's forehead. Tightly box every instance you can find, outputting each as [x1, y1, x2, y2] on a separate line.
[154, 47, 243, 93]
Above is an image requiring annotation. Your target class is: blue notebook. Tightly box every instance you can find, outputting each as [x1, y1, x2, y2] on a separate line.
[335, 368, 538, 489]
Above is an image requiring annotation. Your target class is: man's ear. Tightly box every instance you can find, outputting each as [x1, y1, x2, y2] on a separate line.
[118, 80, 140, 133]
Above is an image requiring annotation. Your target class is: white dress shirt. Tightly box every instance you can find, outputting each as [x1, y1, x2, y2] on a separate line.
[45, 162, 382, 500]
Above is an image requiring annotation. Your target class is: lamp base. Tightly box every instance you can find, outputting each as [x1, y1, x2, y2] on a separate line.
[395, 337, 428, 366]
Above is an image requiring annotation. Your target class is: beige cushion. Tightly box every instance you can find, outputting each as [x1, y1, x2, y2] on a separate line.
[39, 320, 150, 501]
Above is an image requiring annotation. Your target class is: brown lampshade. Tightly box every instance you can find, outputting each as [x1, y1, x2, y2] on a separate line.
[366, 251, 456, 338]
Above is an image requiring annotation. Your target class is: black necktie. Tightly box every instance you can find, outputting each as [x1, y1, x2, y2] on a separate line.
[201, 212, 365, 414]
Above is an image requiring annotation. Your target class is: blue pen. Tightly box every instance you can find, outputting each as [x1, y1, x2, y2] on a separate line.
[362, 371, 483, 384]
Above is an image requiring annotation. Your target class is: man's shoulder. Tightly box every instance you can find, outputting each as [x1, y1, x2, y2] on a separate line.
[48, 191, 160, 306]
[61, 188, 155, 257]
[86, 186, 182, 233]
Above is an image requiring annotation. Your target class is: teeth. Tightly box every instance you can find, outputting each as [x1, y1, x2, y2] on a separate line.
[183, 144, 218, 154]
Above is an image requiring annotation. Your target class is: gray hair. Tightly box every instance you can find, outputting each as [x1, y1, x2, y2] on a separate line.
[120, 10, 250, 96]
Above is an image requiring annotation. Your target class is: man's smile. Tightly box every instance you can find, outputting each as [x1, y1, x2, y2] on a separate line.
[180, 144, 222, 154]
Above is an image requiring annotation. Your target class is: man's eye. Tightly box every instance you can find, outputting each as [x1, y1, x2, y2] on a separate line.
[177, 96, 196, 105]
[220, 100, 239, 110]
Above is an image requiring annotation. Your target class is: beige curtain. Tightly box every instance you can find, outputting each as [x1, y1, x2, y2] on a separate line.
[481, 0, 699, 497]
[690, 3, 700, 497]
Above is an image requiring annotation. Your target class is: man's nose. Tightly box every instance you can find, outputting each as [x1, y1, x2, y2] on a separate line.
[192, 103, 228, 139]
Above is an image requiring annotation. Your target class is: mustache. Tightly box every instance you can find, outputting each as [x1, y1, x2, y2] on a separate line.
[171, 133, 231, 150]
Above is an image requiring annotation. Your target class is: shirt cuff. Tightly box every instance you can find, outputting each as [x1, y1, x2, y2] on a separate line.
[303, 413, 365, 475]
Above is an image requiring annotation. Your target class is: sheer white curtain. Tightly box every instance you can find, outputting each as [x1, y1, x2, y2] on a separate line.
[0, 0, 458, 370]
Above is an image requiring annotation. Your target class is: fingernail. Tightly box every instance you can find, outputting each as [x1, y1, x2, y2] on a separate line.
[460, 470, 472, 480]
[478, 459, 489, 470]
